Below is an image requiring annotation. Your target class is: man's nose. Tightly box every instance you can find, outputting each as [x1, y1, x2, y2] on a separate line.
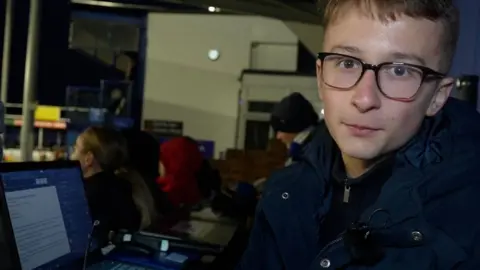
[350, 70, 381, 112]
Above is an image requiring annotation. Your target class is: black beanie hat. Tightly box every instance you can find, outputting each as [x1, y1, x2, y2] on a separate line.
[270, 92, 319, 133]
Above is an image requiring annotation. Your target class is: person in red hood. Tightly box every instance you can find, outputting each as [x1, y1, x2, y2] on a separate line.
[157, 137, 204, 208]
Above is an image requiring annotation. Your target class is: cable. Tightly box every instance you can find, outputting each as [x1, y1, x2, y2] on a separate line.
[82, 220, 100, 270]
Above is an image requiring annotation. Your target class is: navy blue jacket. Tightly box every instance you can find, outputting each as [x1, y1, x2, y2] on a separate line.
[237, 98, 480, 270]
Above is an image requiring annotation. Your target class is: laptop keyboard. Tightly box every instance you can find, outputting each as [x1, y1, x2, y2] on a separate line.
[88, 260, 151, 270]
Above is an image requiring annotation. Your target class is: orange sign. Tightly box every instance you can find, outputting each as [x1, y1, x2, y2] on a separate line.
[13, 119, 67, 129]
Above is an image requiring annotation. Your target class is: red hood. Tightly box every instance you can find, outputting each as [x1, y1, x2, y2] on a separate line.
[157, 137, 204, 207]
[160, 137, 203, 175]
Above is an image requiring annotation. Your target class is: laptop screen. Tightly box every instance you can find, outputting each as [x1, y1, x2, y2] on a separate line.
[0, 165, 92, 270]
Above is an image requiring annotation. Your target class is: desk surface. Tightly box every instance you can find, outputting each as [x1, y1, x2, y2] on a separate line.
[190, 208, 237, 225]
[170, 218, 238, 247]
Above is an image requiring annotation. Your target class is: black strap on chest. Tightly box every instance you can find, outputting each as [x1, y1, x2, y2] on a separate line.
[344, 221, 385, 266]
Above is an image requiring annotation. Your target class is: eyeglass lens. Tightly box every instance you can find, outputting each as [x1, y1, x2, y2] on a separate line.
[321, 55, 424, 99]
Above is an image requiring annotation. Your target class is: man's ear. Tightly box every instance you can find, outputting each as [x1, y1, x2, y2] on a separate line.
[316, 60, 324, 100]
[426, 77, 454, 116]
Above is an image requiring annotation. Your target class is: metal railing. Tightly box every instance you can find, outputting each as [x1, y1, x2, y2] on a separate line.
[4, 102, 107, 113]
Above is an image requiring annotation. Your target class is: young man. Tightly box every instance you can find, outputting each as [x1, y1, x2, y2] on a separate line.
[237, 1, 480, 269]
[270, 92, 319, 165]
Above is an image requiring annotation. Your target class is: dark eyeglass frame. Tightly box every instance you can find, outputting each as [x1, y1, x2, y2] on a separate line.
[317, 52, 446, 101]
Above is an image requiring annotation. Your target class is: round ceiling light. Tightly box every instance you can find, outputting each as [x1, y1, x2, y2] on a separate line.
[208, 49, 220, 61]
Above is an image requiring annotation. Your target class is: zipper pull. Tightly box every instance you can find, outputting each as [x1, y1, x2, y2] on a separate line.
[343, 180, 351, 203]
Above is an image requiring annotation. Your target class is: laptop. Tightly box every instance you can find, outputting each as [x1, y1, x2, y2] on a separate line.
[0, 161, 157, 270]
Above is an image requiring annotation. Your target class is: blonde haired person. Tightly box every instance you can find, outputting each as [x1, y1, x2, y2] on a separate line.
[71, 126, 157, 245]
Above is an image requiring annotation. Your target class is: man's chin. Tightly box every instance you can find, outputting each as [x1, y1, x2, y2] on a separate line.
[338, 144, 383, 161]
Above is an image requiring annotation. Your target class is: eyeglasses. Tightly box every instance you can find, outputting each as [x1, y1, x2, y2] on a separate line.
[317, 52, 445, 101]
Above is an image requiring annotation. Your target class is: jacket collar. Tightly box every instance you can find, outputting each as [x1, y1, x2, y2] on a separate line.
[300, 98, 480, 225]
[293, 126, 315, 145]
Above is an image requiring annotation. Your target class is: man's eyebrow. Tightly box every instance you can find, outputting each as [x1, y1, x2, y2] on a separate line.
[329, 45, 361, 54]
[329, 45, 427, 66]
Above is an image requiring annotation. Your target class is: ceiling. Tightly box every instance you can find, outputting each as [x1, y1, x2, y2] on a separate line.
[71, 0, 323, 24]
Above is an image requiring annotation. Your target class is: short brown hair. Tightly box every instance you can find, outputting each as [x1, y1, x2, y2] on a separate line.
[320, 0, 459, 72]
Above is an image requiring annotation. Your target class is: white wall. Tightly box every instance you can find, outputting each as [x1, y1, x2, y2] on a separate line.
[144, 14, 299, 157]
[241, 73, 321, 110]
[284, 21, 324, 54]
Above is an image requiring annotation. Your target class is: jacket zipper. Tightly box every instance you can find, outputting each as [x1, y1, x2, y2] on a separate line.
[319, 233, 344, 254]
[343, 178, 351, 203]
[313, 232, 345, 266]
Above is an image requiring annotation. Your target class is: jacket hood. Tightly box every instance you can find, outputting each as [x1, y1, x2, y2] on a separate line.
[158, 137, 204, 207]
[160, 137, 203, 175]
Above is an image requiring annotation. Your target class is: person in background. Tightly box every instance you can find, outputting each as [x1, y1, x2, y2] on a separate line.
[252, 92, 321, 193]
[157, 137, 204, 208]
[71, 127, 157, 245]
[122, 129, 174, 216]
[270, 92, 319, 165]
[183, 136, 222, 200]
[54, 147, 68, 161]
[39, 152, 48, 161]
[238, 0, 480, 269]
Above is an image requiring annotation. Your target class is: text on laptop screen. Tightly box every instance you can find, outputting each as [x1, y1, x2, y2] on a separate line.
[1, 168, 92, 270]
